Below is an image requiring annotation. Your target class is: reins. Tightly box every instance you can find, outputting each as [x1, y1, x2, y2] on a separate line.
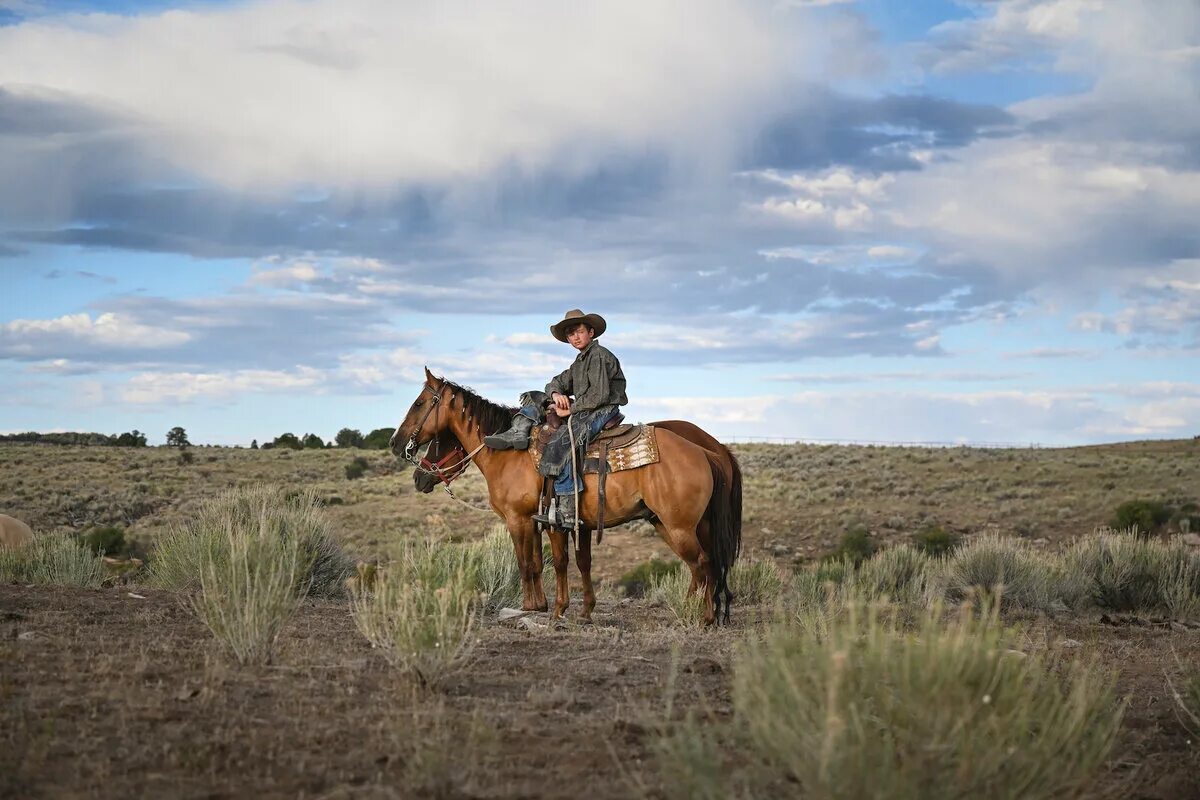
[403, 381, 492, 511]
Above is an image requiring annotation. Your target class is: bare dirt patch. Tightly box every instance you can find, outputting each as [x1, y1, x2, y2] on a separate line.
[3, 585, 1199, 799]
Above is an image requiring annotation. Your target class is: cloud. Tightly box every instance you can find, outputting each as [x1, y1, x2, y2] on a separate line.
[0, 0, 789, 191]
[0, 312, 191, 358]
[119, 366, 328, 405]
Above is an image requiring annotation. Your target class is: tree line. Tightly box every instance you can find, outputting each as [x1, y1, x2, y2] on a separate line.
[0, 427, 394, 450]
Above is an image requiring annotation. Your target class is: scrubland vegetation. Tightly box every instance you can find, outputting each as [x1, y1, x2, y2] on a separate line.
[3, 438, 1200, 798]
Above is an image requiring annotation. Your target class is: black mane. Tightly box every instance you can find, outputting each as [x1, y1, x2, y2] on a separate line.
[438, 376, 517, 436]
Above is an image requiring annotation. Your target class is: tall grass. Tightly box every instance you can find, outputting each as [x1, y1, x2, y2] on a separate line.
[933, 533, 1059, 612]
[658, 600, 1123, 800]
[467, 525, 522, 611]
[190, 515, 311, 665]
[148, 485, 352, 597]
[729, 558, 784, 606]
[648, 567, 705, 627]
[351, 538, 478, 684]
[0, 534, 106, 588]
[1064, 530, 1200, 619]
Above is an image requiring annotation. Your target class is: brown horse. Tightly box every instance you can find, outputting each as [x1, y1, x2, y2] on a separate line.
[391, 368, 741, 624]
[412, 420, 743, 598]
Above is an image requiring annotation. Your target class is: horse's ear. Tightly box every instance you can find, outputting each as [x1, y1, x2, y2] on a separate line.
[424, 365, 434, 381]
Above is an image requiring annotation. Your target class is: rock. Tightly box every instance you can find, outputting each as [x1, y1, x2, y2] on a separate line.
[517, 617, 545, 632]
[1181, 533, 1200, 548]
[497, 608, 531, 622]
[1058, 639, 1083, 648]
[16, 631, 39, 641]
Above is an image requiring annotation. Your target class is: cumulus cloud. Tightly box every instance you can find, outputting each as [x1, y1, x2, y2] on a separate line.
[0, 312, 191, 358]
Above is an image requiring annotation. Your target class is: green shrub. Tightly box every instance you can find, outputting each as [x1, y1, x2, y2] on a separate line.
[833, 524, 876, 564]
[345, 456, 369, 480]
[81, 525, 126, 556]
[1111, 499, 1172, 536]
[729, 558, 784, 605]
[190, 513, 311, 665]
[659, 601, 1121, 800]
[936, 533, 1058, 611]
[618, 558, 682, 598]
[648, 566, 704, 627]
[148, 485, 353, 598]
[911, 524, 961, 557]
[350, 538, 478, 684]
[0, 534, 106, 588]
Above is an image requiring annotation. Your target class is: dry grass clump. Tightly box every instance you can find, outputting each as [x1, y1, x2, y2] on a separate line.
[648, 567, 705, 627]
[0, 533, 106, 588]
[657, 601, 1122, 800]
[932, 533, 1060, 612]
[466, 525, 524, 611]
[190, 515, 311, 665]
[729, 558, 784, 606]
[1064, 530, 1200, 620]
[350, 538, 478, 684]
[148, 485, 352, 598]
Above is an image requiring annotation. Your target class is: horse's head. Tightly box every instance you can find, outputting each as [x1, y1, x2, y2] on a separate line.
[412, 430, 470, 493]
[390, 367, 452, 459]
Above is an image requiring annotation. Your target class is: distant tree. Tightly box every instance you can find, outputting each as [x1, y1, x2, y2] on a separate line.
[250, 439, 259, 450]
[362, 427, 395, 450]
[302, 433, 326, 449]
[260, 441, 275, 450]
[166, 426, 191, 448]
[335, 428, 365, 448]
[273, 432, 303, 450]
[114, 430, 148, 448]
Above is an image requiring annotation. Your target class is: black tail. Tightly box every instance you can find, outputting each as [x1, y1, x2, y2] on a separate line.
[725, 445, 743, 565]
[704, 452, 738, 623]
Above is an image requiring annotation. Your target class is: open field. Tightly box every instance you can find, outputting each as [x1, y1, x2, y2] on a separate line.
[1, 437, 1197, 582]
[3, 439, 1200, 798]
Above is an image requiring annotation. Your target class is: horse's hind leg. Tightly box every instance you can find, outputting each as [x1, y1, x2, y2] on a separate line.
[575, 530, 596, 621]
[659, 524, 716, 626]
[654, 519, 701, 597]
[547, 528, 571, 618]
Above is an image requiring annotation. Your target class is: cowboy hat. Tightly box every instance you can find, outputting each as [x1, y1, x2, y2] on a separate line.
[550, 309, 607, 343]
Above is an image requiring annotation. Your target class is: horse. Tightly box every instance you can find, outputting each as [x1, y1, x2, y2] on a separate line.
[412, 420, 743, 598]
[391, 368, 741, 625]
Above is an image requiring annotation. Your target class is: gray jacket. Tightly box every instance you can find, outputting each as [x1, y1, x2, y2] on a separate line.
[544, 342, 627, 413]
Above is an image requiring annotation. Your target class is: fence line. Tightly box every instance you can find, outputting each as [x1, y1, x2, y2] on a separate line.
[719, 435, 1043, 449]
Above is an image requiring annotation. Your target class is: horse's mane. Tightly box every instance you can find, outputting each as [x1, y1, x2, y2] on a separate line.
[438, 376, 517, 436]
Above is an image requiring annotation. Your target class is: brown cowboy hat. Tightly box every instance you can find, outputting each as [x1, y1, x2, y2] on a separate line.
[550, 309, 607, 343]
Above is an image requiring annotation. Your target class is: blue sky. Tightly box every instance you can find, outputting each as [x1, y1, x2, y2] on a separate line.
[1, 0, 1198, 446]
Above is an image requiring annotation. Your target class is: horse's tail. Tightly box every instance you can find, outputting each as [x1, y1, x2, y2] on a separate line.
[704, 451, 737, 624]
[724, 444, 743, 566]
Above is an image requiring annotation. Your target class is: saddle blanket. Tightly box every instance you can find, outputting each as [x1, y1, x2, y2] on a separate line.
[529, 423, 660, 474]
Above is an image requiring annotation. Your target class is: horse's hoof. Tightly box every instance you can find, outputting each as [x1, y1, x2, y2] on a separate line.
[537, 602, 550, 613]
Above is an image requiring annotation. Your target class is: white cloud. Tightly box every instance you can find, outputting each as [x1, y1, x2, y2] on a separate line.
[0, 0, 791, 190]
[0, 312, 191, 356]
[119, 366, 327, 405]
[248, 262, 321, 287]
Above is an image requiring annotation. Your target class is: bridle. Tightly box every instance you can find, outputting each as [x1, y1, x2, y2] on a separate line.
[403, 382, 487, 491]
[418, 432, 470, 487]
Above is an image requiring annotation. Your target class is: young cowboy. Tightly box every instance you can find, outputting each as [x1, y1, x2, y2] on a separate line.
[484, 309, 627, 530]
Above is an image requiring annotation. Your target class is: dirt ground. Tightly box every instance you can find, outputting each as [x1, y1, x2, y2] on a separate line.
[3, 584, 1199, 800]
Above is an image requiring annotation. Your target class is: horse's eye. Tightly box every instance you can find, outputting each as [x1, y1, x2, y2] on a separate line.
[414, 400, 423, 408]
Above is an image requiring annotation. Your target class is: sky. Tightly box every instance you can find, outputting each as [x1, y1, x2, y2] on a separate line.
[1, 0, 1198, 447]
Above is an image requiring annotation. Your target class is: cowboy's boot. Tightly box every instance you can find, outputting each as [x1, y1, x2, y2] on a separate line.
[483, 413, 535, 450]
[555, 493, 577, 531]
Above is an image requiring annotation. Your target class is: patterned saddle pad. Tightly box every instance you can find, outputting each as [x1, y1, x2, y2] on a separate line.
[529, 423, 660, 474]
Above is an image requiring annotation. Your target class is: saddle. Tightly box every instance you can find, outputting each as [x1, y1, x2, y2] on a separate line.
[528, 420, 660, 474]
[528, 418, 660, 543]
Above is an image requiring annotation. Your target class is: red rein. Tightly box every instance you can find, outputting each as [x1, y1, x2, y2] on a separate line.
[419, 446, 469, 486]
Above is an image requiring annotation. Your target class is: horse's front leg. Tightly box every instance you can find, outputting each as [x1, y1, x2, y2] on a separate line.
[530, 522, 548, 611]
[547, 528, 570, 618]
[507, 518, 546, 612]
[576, 530, 596, 621]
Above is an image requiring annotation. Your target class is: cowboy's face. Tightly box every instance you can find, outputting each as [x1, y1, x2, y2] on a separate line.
[565, 323, 595, 351]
